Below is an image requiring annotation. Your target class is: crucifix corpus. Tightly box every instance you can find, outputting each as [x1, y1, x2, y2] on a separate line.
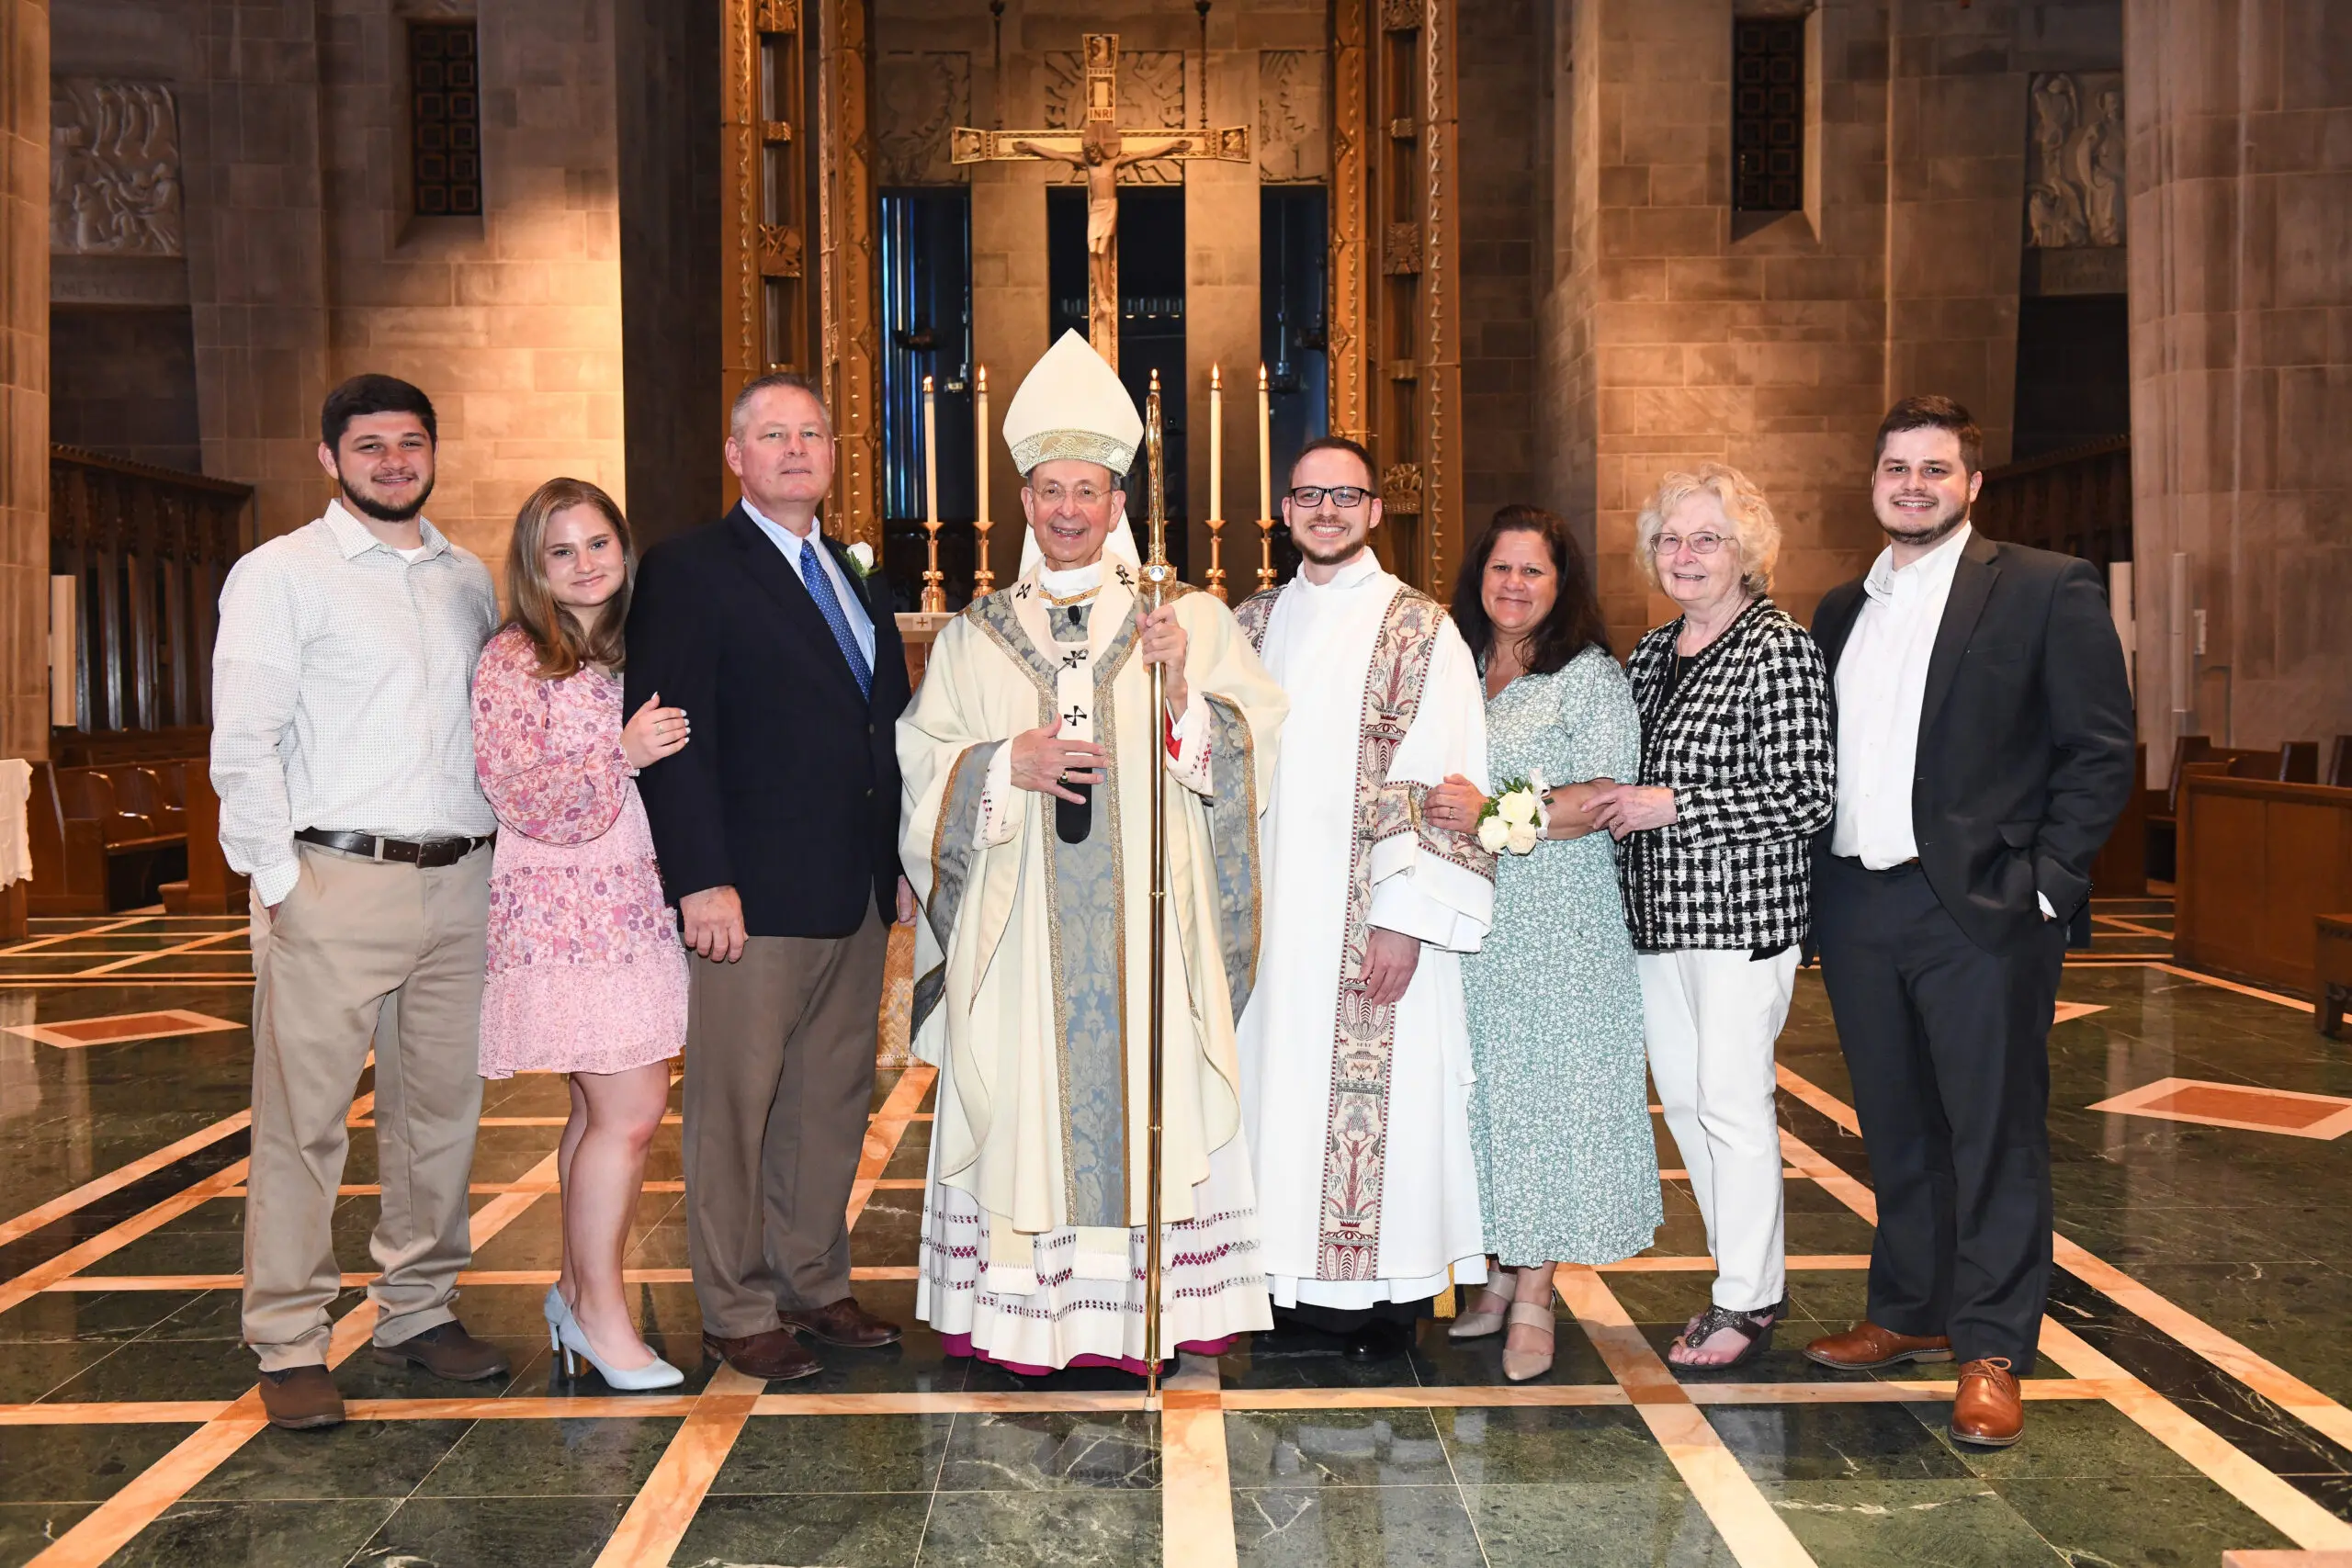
[954, 33, 1249, 370]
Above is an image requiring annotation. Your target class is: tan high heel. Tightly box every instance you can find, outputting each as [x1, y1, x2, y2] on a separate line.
[1501, 1300, 1556, 1382]
[1448, 1267, 1518, 1339]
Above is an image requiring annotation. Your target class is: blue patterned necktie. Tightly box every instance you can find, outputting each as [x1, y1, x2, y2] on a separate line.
[797, 539, 873, 698]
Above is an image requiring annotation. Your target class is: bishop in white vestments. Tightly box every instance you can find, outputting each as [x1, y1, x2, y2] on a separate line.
[1234, 437, 1496, 1355]
[898, 333, 1289, 1373]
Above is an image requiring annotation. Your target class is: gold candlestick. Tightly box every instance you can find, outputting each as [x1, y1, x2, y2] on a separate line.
[921, 374, 945, 613]
[971, 365, 994, 597]
[1204, 364, 1227, 602]
[1256, 363, 1277, 591]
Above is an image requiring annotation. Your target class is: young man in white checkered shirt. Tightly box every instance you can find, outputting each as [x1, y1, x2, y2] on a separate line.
[210, 374, 506, 1431]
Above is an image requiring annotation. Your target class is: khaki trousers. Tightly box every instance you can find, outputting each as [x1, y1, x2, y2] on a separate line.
[243, 840, 492, 1371]
[684, 910, 888, 1337]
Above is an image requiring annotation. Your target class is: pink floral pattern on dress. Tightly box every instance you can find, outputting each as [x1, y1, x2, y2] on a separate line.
[473, 624, 688, 1078]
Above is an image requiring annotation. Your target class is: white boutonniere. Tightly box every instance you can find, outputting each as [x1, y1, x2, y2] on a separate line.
[842, 541, 877, 580]
[1476, 772, 1548, 856]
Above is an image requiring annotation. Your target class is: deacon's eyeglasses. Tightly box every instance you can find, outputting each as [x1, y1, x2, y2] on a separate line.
[1651, 530, 1728, 558]
[1287, 484, 1372, 509]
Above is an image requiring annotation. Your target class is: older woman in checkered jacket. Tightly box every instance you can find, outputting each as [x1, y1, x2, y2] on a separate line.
[1585, 465, 1836, 1371]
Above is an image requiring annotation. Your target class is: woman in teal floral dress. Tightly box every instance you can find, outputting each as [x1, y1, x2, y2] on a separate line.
[1424, 506, 1661, 1381]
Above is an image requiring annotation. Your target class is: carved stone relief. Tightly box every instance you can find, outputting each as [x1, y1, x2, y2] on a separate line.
[877, 52, 971, 186]
[1259, 50, 1329, 184]
[2026, 71, 2124, 250]
[1043, 50, 1185, 183]
[51, 79, 184, 258]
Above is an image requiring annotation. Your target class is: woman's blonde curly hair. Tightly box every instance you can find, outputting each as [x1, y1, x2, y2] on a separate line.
[1633, 463, 1780, 599]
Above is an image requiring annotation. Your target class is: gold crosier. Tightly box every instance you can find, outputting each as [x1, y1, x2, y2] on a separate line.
[1141, 372, 1171, 1403]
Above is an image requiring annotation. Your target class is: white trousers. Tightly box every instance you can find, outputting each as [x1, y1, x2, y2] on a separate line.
[1637, 946, 1798, 1314]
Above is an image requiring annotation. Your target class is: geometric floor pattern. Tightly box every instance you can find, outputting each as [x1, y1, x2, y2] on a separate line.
[1, 897, 2350, 1564]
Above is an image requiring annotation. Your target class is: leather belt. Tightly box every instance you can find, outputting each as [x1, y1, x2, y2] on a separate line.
[296, 828, 493, 868]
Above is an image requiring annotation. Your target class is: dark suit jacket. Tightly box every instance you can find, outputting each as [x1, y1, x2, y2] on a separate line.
[624, 504, 910, 938]
[1812, 531, 2134, 954]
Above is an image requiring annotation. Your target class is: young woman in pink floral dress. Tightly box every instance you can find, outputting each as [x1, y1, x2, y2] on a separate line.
[475, 478, 692, 1388]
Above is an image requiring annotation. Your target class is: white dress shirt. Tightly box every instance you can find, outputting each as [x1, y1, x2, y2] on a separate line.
[210, 500, 500, 907]
[1830, 522, 1972, 867]
[743, 502, 876, 671]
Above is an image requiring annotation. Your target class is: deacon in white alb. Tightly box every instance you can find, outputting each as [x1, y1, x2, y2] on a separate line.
[897, 331, 1289, 1373]
[1235, 435, 1495, 1361]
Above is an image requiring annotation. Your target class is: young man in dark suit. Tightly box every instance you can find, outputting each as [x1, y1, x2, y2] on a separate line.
[1802, 396, 2133, 1448]
[626, 373, 914, 1382]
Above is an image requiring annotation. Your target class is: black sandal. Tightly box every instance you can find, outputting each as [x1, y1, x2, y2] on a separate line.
[1668, 1303, 1780, 1370]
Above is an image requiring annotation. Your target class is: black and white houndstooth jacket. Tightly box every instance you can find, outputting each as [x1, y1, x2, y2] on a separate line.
[1616, 596, 1837, 953]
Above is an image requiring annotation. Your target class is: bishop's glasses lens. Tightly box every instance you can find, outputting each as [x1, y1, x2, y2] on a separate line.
[1289, 484, 1370, 509]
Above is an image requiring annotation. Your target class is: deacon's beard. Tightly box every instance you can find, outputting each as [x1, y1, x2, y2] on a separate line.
[338, 468, 435, 525]
[1293, 521, 1370, 568]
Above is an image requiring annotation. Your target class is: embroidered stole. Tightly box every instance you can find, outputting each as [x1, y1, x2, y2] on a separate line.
[1237, 582, 1452, 1280]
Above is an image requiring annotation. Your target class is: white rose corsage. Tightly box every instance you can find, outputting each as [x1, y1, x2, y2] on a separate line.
[1475, 773, 1548, 856]
[843, 540, 877, 580]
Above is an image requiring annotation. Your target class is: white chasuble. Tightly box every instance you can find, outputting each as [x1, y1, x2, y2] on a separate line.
[1233, 552, 1496, 1310]
[897, 559, 1288, 1370]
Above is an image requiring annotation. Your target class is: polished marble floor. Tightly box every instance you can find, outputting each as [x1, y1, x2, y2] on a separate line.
[0, 899, 2348, 1565]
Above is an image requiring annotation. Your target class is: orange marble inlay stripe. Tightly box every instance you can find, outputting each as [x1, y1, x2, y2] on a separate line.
[2, 1009, 242, 1050]
[593, 1367, 764, 1568]
[2147, 1084, 2340, 1129]
[1556, 1268, 1819, 1567]
[27, 1145, 557, 1568]
[1774, 1063, 2352, 1551]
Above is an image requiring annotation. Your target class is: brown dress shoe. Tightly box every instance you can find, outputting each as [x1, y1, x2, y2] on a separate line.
[371, 1320, 511, 1382]
[782, 1295, 903, 1348]
[1951, 1357, 2024, 1447]
[1803, 1320, 1955, 1371]
[703, 1326, 822, 1382]
[257, 1364, 345, 1430]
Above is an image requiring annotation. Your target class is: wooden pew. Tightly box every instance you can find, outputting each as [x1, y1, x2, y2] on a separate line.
[28, 761, 191, 915]
[2088, 741, 2149, 897]
[161, 763, 247, 914]
[2176, 773, 2352, 995]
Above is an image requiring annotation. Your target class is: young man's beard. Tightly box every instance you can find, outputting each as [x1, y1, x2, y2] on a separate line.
[339, 466, 435, 524]
[1879, 496, 1967, 549]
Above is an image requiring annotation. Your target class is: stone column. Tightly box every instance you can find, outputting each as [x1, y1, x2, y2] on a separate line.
[1884, 0, 2029, 466]
[0, 0, 47, 761]
[180, 0, 330, 544]
[2127, 0, 2352, 768]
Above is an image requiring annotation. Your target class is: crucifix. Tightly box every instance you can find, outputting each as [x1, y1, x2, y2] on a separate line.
[954, 33, 1250, 370]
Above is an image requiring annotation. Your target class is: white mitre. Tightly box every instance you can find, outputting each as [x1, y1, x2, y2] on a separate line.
[1004, 331, 1147, 576]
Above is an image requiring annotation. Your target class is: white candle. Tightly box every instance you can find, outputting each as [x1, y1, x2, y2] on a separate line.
[1257, 363, 1272, 521]
[1209, 365, 1222, 524]
[923, 375, 938, 525]
[974, 365, 989, 525]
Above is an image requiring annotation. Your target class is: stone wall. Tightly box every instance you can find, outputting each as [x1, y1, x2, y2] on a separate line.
[1541, 0, 1894, 653]
[1455, 0, 1540, 547]
[52, 0, 626, 581]
[1534, 0, 2129, 655]
[51, 308, 200, 470]
[1, 0, 47, 761]
[2127, 0, 2352, 764]
[313, 0, 626, 576]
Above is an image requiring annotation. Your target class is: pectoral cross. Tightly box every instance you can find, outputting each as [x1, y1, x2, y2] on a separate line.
[953, 34, 1250, 370]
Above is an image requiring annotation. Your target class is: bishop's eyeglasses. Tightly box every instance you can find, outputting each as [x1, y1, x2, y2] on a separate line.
[1287, 484, 1372, 509]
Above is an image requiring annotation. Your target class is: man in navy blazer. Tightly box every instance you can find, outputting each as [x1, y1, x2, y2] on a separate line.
[1800, 397, 2133, 1450]
[626, 373, 912, 1383]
